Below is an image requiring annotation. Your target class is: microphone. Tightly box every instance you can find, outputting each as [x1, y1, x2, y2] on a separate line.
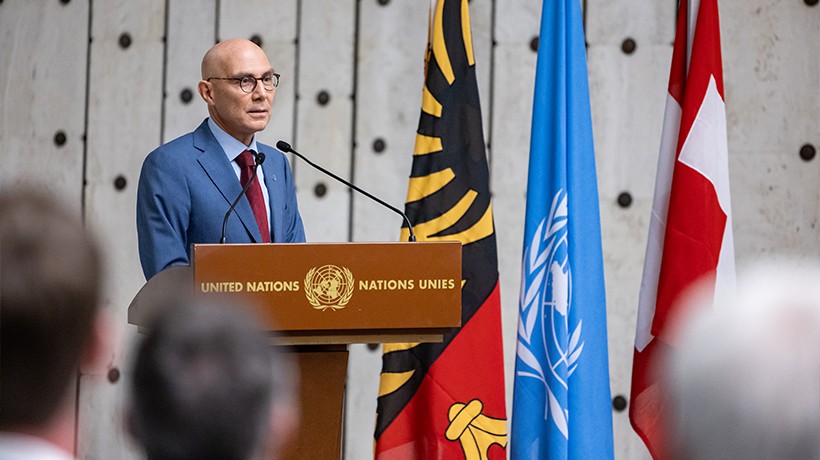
[276, 140, 416, 242]
[220, 152, 266, 244]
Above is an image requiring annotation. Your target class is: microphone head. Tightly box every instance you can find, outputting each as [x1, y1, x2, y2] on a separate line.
[276, 140, 292, 153]
[254, 152, 266, 165]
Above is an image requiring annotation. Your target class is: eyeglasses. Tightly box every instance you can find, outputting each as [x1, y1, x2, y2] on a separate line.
[206, 72, 280, 93]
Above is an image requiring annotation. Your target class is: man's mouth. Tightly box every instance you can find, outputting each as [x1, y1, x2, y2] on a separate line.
[248, 109, 269, 118]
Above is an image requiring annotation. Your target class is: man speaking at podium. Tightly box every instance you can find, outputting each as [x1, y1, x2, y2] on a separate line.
[137, 39, 306, 280]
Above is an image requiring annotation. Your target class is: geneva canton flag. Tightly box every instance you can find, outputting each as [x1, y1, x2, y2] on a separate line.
[375, 0, 507, 458]
[511, 0, 614, 458]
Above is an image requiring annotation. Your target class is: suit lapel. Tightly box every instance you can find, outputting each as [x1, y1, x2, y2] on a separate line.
[193, 121, 262, 243]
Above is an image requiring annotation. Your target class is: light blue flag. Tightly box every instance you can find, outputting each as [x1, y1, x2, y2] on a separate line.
[510, 0, 615, 458]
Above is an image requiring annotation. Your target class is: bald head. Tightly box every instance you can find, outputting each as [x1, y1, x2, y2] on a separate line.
[201, 39, 267, 80]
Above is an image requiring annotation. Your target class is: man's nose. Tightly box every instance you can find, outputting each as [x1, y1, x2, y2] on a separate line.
[252, 80, 267, 99]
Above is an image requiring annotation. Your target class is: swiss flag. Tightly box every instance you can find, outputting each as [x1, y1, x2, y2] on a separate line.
[629, 0, 735, 457]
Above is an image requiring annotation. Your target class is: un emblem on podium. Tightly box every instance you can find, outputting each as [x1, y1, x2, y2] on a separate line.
[304, 264, 354, 311]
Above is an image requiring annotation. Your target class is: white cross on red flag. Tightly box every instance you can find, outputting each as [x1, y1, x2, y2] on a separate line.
[629, 0, 735, 457]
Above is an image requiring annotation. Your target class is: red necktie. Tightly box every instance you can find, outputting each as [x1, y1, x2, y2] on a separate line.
[235, 150, 270, 243]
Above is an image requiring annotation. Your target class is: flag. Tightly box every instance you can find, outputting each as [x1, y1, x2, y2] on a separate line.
[374, 0, 507, 458]
[629, 0, 734, 457]
[510, 0, 614, 458]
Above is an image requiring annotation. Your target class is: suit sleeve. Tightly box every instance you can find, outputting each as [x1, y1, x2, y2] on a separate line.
[136, 150, 192, 280]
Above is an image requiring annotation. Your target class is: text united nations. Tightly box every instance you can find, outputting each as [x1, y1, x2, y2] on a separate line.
[200, 278, 456, 293]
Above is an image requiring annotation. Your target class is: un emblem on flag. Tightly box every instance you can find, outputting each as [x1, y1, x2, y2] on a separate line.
[304, 265, 354, 311]
[516, 190, 584, 439]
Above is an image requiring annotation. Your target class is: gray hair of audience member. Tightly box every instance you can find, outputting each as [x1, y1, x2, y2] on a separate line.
[0, 187, 102, 429]
[130, 299, 297, 460]
[665, 263, 820, 460]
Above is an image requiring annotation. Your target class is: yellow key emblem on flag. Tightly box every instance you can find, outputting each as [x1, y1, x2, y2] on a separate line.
[446, 399, 507, 460]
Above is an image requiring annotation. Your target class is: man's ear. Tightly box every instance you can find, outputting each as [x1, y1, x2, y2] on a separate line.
[198, 80, 214, 105]
[80, 309, 115, 375]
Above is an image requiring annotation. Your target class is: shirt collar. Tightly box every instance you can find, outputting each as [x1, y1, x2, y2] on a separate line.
[207, 118, 260, 161]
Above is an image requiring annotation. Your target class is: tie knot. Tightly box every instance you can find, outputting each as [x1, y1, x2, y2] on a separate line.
[235, 150, 257, 168]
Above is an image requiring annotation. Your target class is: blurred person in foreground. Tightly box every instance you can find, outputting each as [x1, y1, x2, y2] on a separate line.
[128, 299, 298, 460]
[0, 187, 109, 460]
[665, 263, 820, 460]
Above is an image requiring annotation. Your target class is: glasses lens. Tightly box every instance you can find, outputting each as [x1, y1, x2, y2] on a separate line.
[239, 76, 255, 93]
[261, 74, 276, 90]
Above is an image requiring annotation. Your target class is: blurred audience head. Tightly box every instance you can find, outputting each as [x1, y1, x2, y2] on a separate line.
[0, 186, 104, 431]
[129, 299, 298, 460]
[665, 261, 820, 460]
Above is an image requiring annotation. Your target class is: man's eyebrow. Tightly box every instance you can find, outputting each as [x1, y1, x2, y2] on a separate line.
[230, 69, 275, 79]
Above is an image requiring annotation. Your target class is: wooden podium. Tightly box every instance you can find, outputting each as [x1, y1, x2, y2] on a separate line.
[129, 241, 461, 459]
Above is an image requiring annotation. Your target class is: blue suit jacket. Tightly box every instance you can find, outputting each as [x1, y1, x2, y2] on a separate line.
[137, 120, 306, 280]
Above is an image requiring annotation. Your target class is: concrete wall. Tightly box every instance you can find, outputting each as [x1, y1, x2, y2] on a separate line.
[1, 0, 817, 458]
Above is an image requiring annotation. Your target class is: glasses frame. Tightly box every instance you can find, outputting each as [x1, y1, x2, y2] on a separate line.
[206, 72, 280, 93]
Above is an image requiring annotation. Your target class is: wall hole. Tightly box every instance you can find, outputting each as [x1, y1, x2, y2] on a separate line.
[314, 182, 327, 197]
[118, 32, 132, 49]
[180, 88, 193, 104]
[114, 175, 127, 191]
[316, 90, 331, 106]
[799, 143, 816, 161]
[621, 37, 637, 54]
[612, 395, 628, 412]
[107, 367, 120, 384]
[373, 138, 386, 154]
[54, 131, 67, 147]
[617, 191, 633, 208]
